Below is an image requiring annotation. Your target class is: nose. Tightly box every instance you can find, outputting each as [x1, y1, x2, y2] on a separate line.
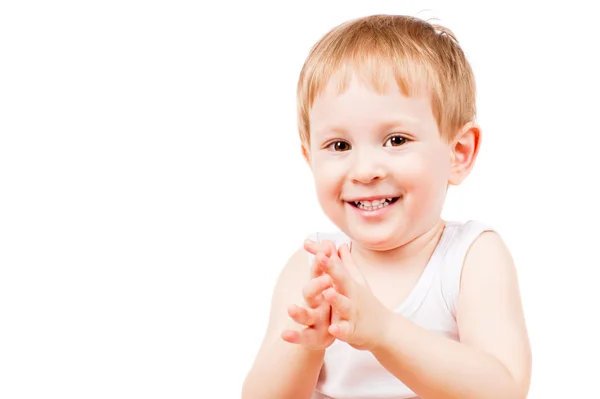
[349, 148, 386, 184]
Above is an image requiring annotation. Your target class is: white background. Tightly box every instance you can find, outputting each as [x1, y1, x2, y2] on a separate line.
[1, 1, 599, 397]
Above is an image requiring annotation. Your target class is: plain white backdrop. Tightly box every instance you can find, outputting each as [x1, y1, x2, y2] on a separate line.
[1, 0, 599, 397]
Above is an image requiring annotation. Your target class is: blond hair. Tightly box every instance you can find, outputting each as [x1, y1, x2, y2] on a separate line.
[297, 14, 476, 144]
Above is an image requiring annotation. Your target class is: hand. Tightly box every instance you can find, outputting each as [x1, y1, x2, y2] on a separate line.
[281, 239, 337, 351]
[308, 243, 392, 351]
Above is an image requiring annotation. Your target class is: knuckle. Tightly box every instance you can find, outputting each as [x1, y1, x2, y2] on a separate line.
[326, 241, 336, 253]
[319, 239, 334, 254]
[318, 274, 329, 286]
[302, 284, 312, 299]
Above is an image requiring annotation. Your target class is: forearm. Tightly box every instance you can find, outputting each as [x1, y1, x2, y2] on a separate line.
[371, 315, 523, 399]
[242, 338, 324, 399]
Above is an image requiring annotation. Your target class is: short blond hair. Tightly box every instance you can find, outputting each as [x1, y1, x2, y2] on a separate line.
[297, 14, 476, 144]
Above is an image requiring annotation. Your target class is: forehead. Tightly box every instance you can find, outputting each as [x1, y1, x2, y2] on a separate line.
[309, 70, 437, 136]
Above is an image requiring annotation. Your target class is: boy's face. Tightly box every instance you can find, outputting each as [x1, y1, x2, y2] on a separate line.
[304, 71, 458, 250]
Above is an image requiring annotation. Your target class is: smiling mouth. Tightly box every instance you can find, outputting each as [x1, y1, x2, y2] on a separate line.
[348, 197, 400, 211]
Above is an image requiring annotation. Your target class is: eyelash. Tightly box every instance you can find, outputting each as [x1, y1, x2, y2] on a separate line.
[325, 134, 408, 152]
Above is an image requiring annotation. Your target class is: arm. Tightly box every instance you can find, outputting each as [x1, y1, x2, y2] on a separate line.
[241, 247, 326, 399]
[370, 231, 532, 399]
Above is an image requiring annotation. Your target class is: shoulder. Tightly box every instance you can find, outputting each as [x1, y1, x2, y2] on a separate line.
[274, 246, 311, 295]
[442, 220, 515, 293]
[438, 220, 495, 311]
[459, 227, 515, 291]
[444, 219, 493, 241]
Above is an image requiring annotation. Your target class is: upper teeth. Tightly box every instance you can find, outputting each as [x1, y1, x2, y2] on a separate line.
[354, 198, 393, 206]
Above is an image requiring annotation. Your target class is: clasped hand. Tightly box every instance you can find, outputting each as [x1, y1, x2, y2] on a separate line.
[281, 239, 391, 351]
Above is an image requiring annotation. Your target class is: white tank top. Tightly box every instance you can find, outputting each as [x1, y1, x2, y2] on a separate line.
[305, 220, 493, 399]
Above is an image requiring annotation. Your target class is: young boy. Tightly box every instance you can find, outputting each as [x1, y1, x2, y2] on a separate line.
[242, 14, 531, 399]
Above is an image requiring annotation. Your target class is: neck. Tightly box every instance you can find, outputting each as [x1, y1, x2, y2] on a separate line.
[350, 219, 446, 270]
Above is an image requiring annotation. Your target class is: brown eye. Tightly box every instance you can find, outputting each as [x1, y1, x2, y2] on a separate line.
[385, 135, 407, 147]
[328, 141, 351, 151]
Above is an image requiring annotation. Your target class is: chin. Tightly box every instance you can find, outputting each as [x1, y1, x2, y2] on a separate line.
[344, 222, 406, 251]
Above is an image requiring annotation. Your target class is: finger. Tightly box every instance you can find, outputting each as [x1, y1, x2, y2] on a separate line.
[323, 240, 337, 256]
[328, 320, 354, 341]
[281, 324, 329, 346]
[312, 250, 337, 277]
[322, 287, 352, 319]
[287, 304, 321, 327]
[304, 239, 329, 255]
[310, 252, 329, 278]
[303, 274, 333, 308]
[320, 253, 352, 296]
[338, 243, 365, 283]
[304, 239, 336, 257]
[309, 241, 337, 278]
[292, 302, 331, 324]
[281, 329, 301, 344]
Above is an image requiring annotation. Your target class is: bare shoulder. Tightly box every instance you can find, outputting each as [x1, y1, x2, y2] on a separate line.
[273, 247, 312, 303]
[456, 230, 532, 394]
[460, 230, 517, 288]
[263, 246, 313, 339]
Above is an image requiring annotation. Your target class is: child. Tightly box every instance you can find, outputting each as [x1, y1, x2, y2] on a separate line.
[242, 14, 531, 399]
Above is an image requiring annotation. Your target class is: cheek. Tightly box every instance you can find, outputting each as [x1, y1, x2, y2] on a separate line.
[396, 149, 449, 196]
[312, 159, 345, 197]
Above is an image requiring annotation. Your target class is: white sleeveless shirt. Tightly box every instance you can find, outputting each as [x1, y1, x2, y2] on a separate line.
[306, 220, 493, 399]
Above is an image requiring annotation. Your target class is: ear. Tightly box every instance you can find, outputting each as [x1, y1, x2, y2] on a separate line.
[448, 121, 481, 186]
[301, 142, 311, 165]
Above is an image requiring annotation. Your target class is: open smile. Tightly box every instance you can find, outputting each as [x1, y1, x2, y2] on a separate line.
[348, 197, 400, 211]
[344, 195, 402, 218]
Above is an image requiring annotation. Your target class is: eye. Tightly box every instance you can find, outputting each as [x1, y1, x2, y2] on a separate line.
[326, 140, 351, 152]
[384, 135, 407, 147]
